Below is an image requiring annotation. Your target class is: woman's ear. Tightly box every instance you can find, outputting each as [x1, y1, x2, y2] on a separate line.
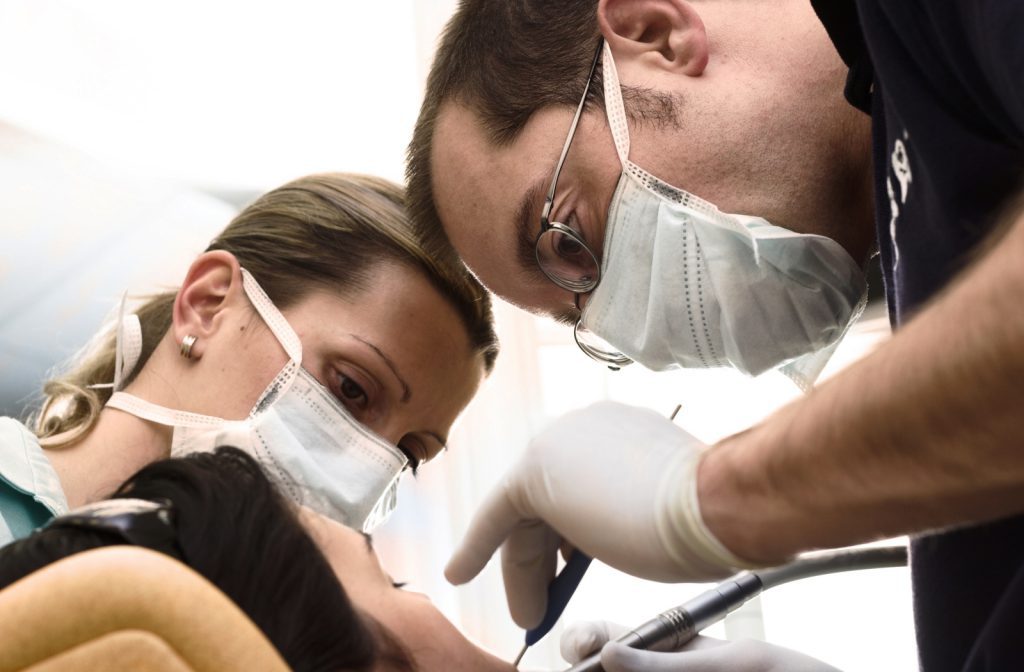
[172, 251, 243, 360]
[598, 0, 708, 77]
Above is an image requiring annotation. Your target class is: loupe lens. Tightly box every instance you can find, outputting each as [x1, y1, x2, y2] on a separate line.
[573, 320, 632, 369]
[535, 226, 600, 293]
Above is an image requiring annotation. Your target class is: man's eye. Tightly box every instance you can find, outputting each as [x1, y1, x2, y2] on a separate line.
[554, 231, 585, 259]
[550, 213, 589, 261]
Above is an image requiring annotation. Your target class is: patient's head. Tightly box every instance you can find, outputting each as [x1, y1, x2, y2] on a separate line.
[304, 511, 514, 672]
[0, 448, 409, 671]
[0, 448, 513, 672]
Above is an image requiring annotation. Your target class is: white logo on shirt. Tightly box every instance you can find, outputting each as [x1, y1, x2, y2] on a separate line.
[886, 132, 912, 271]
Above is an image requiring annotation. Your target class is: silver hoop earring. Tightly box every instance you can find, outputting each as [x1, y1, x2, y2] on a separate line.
[179, 334, 198, 359]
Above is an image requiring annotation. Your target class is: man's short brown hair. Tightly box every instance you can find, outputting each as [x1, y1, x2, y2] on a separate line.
[406, 0, 683, 276]
[405, 0, 602, 271]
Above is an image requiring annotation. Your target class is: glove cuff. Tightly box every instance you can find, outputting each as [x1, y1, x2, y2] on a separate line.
[655, 451, 758, 579]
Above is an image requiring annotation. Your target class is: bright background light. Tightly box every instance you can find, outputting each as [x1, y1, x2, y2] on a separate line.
[0, 3, 915, 670]
[0, 0, 441, 190]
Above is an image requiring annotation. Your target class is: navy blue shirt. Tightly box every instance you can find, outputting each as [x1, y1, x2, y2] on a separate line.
[814, 2, 1024, 670]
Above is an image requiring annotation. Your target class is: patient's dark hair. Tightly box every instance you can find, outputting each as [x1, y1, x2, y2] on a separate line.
[0, 447, 413, 672]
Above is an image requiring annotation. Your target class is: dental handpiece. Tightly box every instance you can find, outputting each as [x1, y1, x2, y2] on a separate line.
[564, 545, 908, 672]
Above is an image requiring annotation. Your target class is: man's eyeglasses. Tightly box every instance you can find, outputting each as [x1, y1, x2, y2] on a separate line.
[533, 37, 631, 369]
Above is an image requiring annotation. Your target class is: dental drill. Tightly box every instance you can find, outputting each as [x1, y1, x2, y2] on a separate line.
[563, 544, 908, 672]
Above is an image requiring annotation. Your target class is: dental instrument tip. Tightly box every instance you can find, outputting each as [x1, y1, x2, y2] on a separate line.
[513, 643, 528, 667]
[669, 403, 682, 420]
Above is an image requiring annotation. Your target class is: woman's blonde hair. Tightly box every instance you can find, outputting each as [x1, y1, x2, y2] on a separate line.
[35, 173, 499, 445]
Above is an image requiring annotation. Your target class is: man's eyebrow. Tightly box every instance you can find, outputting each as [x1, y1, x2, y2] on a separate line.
[515, 175, 549, 275]
[351, 335, 411, 403]
[360, 531, 374, 554]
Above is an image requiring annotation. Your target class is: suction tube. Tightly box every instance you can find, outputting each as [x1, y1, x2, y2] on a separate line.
[564, 545, 907, 671]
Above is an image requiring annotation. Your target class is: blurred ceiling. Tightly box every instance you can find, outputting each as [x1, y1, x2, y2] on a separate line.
[0, 1, 456, 417]
[0, 0, 456, 191]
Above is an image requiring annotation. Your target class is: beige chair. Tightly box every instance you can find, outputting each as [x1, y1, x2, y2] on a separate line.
[0, 547, 291, 672]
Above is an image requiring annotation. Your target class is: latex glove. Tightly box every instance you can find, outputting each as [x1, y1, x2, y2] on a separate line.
[445, 401, 753, 628]
[561, 620, 843, 672]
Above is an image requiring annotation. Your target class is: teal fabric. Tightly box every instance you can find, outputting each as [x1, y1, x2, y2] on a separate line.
[0, 418, 68, 547]
[0, 480, 52, 538]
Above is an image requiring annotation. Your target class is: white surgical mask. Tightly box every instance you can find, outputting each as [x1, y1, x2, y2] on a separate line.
[103, 268, 409, 531]
[580, 42, 867, 390]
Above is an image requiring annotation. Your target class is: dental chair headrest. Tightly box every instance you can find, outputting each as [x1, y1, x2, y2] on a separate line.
[0, 546, 290, 672]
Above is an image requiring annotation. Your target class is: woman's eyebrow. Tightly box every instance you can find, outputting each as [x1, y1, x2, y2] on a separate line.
[360, 531, 375, 554]
[351, 334, 411, 403]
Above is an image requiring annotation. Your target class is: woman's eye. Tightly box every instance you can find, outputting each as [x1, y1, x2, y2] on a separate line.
[392, 581, 408, 590]
[398, 442, 424, 473]
[336, 374, 369, 408]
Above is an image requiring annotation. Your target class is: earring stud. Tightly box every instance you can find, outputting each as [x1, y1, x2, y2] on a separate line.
[180, 334, 198, 359]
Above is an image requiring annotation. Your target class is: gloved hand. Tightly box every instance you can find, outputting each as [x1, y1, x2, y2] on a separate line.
[561, 620, 843, 672]
[445, 401, 755, 628]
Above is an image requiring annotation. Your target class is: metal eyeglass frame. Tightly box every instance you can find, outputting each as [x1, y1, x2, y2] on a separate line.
[533, 37, 632, 369]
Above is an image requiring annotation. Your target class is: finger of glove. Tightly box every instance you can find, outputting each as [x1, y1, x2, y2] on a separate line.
[680, 634, 729, 651]
[501, 522, 562, 628]
[603, 640, 783, 672]
[680, 639, 843, 672]
[560, 621, 631, 664]
[601, 642, 696, 672]
[445, 480, 532, 585]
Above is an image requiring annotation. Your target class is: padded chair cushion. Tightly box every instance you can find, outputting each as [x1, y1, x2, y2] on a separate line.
[21, 631, 193, 672]
[0, 547, 290, 672]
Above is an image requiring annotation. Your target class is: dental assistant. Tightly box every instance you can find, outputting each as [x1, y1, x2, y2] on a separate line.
[409, 1, 1024, 670]
[0, 173, 499, 546]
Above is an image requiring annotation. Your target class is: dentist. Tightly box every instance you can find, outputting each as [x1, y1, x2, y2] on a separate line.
[408, 1, 1024, 670]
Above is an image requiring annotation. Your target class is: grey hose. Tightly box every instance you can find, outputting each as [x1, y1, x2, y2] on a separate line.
[564, 545, 908, 672]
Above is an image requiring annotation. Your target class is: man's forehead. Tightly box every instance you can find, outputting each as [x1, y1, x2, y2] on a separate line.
[431, 103, 504, 231]
[432, 100, 571, 211]
[433, 105, 538, 274]
[431, 101, 575, 313]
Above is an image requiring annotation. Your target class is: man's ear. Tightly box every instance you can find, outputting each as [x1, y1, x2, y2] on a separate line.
[598, 0, 708, 77]
[172, 251, 243, 360]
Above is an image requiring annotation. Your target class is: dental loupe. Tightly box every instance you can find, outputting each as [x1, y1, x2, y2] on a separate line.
[564, 545, 907, 672]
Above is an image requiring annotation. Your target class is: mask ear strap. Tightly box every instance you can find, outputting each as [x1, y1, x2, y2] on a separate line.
[90, 292, 144, 392]
[113, 293, 143, 392]
[240, 268, 302, 364]
[106, 392, 228, 428]
[602, 40, 631, 165]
